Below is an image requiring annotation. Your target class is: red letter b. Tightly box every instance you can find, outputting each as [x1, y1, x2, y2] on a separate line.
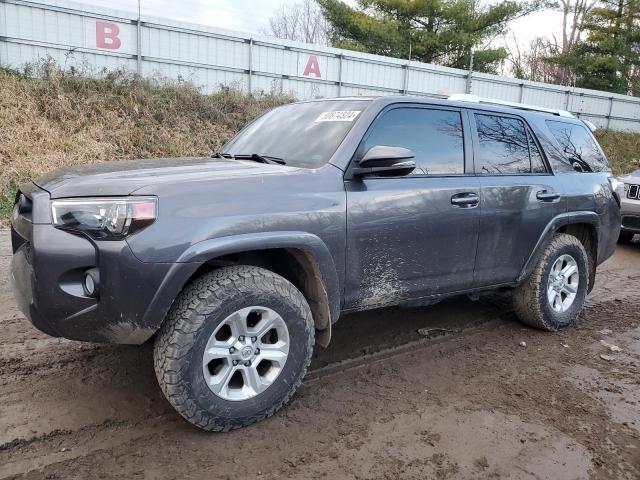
[96, 21, 121, 49]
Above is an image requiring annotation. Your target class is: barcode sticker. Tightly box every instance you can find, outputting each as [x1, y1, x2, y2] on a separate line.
[315, 111, 361, 122]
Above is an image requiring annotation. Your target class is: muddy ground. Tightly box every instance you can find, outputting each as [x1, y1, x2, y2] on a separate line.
[1, 230, 639, 480]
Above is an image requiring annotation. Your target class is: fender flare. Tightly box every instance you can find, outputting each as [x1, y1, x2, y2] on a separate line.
[517, 211, 600, 284]
[141, 231, 341, 342]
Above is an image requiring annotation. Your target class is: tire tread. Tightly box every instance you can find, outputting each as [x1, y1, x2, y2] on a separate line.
[513, 233, 588, 331]
[153, 265, 314, 432]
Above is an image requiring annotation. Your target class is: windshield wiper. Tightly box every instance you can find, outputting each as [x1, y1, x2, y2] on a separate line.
[232, 153, 286, 165]
[212, 152, 234, 159]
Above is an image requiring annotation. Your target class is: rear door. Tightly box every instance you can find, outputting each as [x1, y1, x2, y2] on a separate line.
[344, 105, 481, 310]
[470, 111, 566, 286]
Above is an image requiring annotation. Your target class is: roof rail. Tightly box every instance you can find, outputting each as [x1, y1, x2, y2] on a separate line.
[448, 94, 575, 118]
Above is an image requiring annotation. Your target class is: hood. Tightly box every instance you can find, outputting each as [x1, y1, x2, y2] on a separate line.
[34, 157, 299, 198]
[619, 169, 640, 183]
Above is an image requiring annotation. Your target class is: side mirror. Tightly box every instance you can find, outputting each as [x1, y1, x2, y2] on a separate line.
[353, 146, 416, 177]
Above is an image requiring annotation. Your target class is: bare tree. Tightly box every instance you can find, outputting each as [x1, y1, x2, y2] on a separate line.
[506, 0, 596, 85]
[263, 0, 329, 45]
[506, 35, 570, 84]
[559, 0, 596, 53]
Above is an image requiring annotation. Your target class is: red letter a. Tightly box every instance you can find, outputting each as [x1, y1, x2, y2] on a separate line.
[303, 55, 321, 77]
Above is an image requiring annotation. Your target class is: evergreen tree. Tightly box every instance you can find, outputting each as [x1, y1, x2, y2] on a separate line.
[317, 0, 542, 73]
[556, 0, 640, 94]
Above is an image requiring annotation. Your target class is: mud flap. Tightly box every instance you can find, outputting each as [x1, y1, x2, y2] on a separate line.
[315, 322, 331, 348]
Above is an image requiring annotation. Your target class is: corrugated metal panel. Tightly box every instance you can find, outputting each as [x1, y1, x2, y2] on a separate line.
[407, 67, 466, 97]
[472, 78, 522, 102]
[341, 57, 404, 91]
[612, 100, 640, 120]
[2, 0, 640, 131]
[523, 88, 568, 110]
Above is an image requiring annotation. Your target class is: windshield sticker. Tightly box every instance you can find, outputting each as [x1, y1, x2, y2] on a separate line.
[315, 111, 361, 122]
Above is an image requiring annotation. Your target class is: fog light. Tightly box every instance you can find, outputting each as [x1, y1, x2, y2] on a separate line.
[83, 268, 100, 297]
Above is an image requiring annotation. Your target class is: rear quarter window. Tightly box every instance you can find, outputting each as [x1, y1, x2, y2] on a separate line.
[546, 120, 608, 172]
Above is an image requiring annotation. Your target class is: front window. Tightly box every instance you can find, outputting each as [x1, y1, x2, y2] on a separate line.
[221, 100, 371, 168]
[361, 107, 465, 175]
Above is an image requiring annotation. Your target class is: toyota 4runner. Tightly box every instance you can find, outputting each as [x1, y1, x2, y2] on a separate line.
[10, 94, 621, 431]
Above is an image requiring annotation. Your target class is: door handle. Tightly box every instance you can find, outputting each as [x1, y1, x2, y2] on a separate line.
[536, 190, 561, 201]
[451, 192, 479, 208]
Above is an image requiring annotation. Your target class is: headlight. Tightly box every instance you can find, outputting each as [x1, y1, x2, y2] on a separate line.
[51, 197, 157, 240]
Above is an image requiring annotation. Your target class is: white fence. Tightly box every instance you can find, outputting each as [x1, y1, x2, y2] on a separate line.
[2, 0, 640, 131]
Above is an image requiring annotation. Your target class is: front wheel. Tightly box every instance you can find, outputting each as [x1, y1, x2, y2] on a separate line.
[513, 234, 589, 331]
[154, 266, 314, 431]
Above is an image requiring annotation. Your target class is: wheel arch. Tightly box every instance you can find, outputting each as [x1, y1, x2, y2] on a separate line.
[518, 212, 600, 292]
[556, 222, 598, 293]
[142, 232, 341, 347]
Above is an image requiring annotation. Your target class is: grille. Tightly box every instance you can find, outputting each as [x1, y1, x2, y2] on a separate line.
[628, 184, 640, 199]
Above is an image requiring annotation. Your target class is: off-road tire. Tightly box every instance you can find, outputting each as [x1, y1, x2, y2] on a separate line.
[618, 231, 635, 244]
[153, 266, 314, 431]
[513, 233, 589, 331]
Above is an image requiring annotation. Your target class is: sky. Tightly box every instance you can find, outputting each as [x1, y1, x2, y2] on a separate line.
[80, 0, 564, 57]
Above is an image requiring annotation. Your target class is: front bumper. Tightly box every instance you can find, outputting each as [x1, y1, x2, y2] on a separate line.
[621, 215, 640, 233]
[10, 186, 176, 344]
[620, 195, 640, 233]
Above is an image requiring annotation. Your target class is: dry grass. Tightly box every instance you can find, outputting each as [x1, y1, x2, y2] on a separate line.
[594, 130, 640, 175]
[0, 61, 293, 225]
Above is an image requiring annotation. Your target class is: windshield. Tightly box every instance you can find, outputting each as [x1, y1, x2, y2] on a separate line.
[221, 100, 371, 168]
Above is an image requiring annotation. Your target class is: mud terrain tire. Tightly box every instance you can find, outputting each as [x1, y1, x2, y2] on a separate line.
[154, 266, 314, 431]
[513, 234, 589, 331]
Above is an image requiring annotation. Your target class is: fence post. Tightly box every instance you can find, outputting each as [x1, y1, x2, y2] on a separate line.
[519, 83, 524, 102]
[136, 0, 142, 76]
[247, 38, 253, 94]
[565, 91, 571, 111]
[337, 54, 343, 96]
[607, 97, 614, 129]
[465, 52, 474, 94]
[403, 63, 409, 94]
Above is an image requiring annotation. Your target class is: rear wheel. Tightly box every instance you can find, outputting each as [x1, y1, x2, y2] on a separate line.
[513, 234, 589, 331]
[154, 266, 314, 431]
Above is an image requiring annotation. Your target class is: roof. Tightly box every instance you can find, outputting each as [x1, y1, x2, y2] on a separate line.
[290, 95, 591, 127]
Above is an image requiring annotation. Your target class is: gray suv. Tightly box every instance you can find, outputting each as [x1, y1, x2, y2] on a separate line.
[10, 95, 620, 431]
[616, 169, 640, 243]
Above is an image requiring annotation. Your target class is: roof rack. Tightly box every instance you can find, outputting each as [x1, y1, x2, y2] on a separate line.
[448, 94, 575, 118]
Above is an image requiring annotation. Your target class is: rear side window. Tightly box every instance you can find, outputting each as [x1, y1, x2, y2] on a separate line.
[546, 121, 607, 172]
[474, 114, 546, 174]
[362, 107, 465, 175]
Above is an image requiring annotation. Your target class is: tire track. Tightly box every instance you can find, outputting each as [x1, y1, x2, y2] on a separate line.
[306, 317, 505, 381]
[0, 416, 180, 479]
[0, 313, 507, 478]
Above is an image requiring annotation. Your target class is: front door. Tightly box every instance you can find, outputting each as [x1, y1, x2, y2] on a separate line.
[344, 105, 481, 310]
